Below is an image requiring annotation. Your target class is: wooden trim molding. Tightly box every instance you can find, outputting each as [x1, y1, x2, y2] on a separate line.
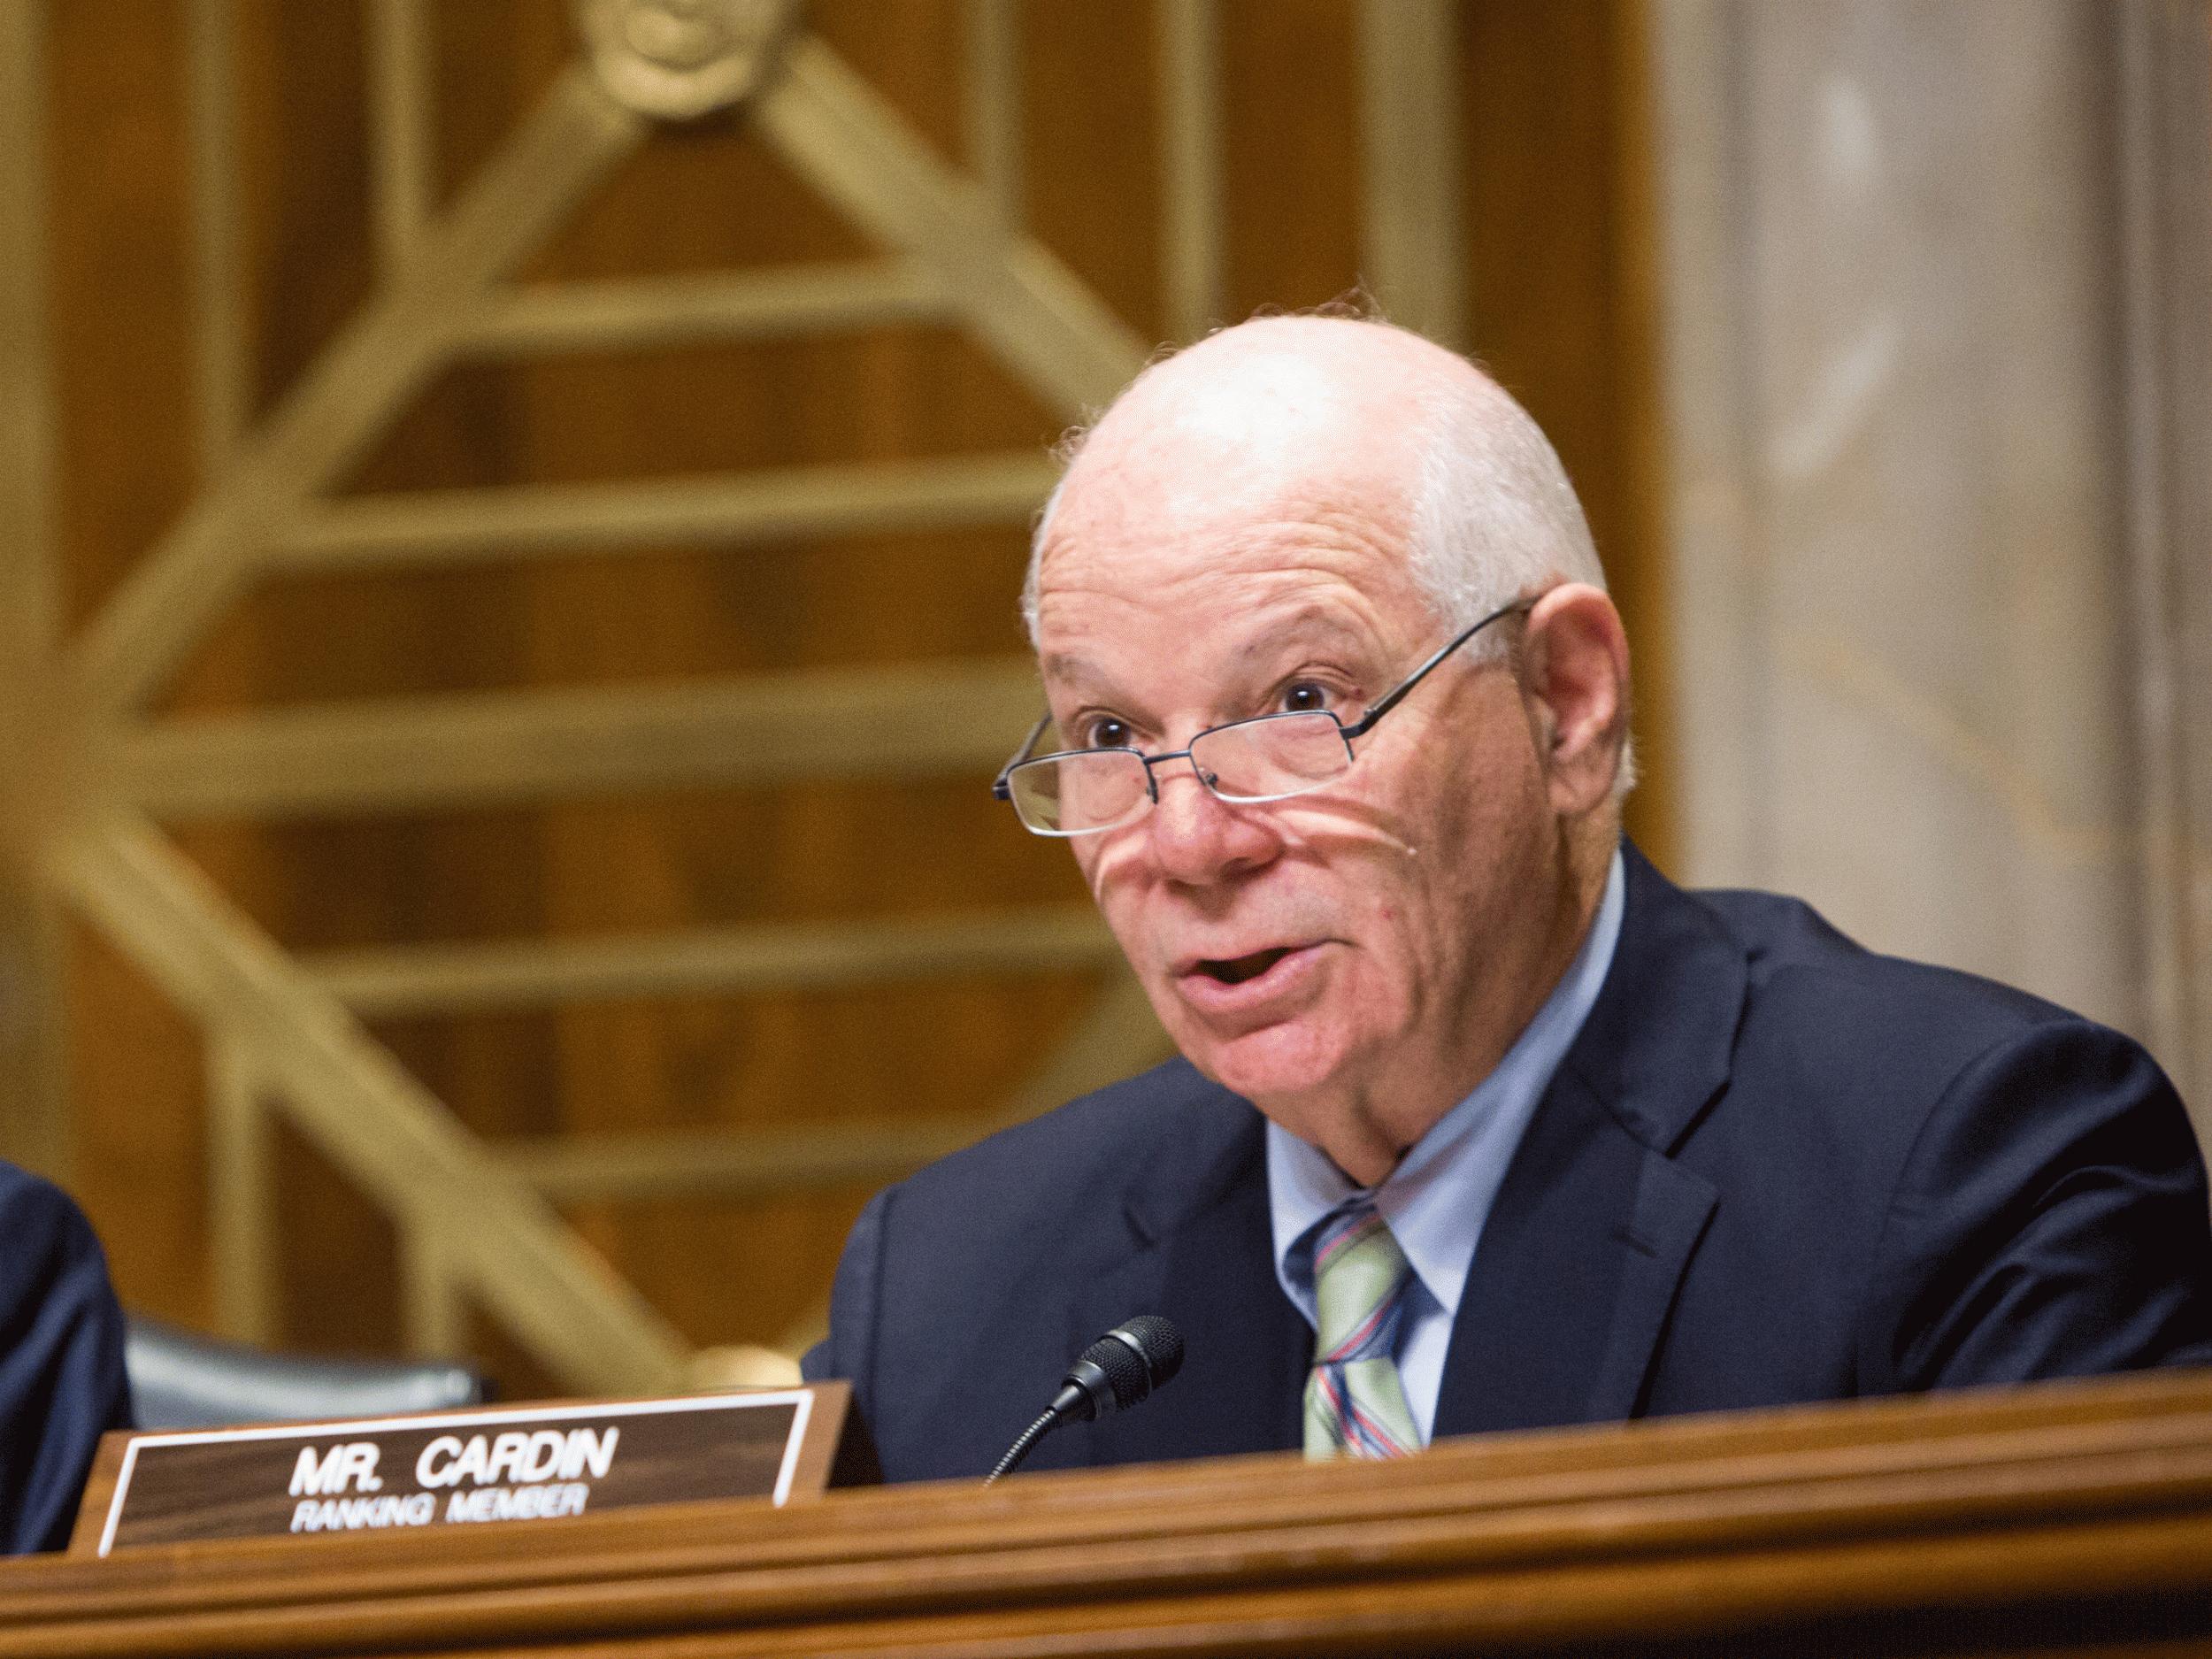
[2, 1371, 2210, 1656]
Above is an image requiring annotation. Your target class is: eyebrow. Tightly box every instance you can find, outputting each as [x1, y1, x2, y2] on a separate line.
[1034, 650, 1115, 693]
[1225, 606, 1376, 668]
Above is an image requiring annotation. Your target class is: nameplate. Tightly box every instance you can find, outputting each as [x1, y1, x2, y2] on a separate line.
[70, 1382, 868, 1556]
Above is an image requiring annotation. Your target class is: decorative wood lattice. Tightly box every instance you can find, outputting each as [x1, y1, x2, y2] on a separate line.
[0, 0, 1463, 1391]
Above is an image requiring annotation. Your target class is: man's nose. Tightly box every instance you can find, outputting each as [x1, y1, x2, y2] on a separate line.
[1145, 758, 1279, 883]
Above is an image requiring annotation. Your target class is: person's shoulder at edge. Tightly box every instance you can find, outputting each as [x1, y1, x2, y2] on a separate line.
[0, 1159, 134, 1554]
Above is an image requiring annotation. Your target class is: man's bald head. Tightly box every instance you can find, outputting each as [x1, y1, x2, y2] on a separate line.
[1024, 315, 1605, 647]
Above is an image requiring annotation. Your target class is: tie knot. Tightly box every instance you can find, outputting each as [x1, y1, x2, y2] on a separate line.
[1314, 1196, 1389, 1261]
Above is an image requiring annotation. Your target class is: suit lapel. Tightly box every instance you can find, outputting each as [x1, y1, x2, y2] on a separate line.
[1434, 844, 1739, 1437]
[1020, 1096, 1310, 1471]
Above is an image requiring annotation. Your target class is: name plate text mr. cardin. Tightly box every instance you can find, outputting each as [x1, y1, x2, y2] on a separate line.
[77, 1386, 851, 1555]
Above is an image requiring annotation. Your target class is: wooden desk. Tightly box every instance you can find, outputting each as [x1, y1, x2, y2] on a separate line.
[5, 1369, 2212, 1656]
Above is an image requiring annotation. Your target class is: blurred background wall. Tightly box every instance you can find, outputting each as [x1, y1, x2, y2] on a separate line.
[0, 0, 2202, 1400]
[1655, 0, 2212, 1141]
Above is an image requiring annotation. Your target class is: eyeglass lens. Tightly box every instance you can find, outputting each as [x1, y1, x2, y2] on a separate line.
[1008, 711, 1355, 833]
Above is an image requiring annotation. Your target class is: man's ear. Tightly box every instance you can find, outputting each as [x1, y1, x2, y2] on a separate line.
[1521, 583, 1631, 818]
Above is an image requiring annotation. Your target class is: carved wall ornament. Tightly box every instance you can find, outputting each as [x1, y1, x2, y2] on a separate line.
[5, 0, 1152, 1394]
[573, 0, 802, 120]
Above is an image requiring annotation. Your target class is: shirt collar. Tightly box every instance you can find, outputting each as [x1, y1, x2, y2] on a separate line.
[1268, 843, 1628, 1318]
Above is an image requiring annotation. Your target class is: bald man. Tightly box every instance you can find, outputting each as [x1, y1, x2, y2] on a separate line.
[803, 316, 2212, 1480]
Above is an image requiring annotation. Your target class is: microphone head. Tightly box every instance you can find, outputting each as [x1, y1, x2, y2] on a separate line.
[1058, 1315, 1185, 1423]
[1114, 1315, 1184, 1386]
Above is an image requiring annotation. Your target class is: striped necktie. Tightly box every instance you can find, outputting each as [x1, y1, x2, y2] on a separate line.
[1302, 1199, 1421, 1460]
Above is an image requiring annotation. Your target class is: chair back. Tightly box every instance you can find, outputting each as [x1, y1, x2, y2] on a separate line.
[126, 1312, 491, 1430]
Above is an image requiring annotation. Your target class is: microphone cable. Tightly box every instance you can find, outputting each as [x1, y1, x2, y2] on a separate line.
[984, 1315, 1184, 1484]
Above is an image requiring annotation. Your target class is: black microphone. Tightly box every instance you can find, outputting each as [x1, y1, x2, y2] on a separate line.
[984, 1315, 1184, 1484]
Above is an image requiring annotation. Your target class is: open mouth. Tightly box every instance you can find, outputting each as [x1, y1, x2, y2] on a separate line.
[1199, 947, 1294, 985]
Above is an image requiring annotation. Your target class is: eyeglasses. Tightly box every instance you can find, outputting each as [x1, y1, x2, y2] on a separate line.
[993, 596, 1533, 836]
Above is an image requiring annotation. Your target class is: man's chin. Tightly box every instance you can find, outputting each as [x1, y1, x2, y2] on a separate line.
[1175, 1018, 1348, 1109]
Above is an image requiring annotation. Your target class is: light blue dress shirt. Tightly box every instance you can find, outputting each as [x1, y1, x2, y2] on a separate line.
[1268, 845, 1626, 1444]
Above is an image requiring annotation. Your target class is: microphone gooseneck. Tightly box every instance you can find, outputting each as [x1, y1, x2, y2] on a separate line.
[984, 1315, 1184, 1485]
[985, 1408, 1063, 1486]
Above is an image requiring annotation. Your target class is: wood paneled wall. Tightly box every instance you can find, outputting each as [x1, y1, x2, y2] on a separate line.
[42, 0, 1663, 1394]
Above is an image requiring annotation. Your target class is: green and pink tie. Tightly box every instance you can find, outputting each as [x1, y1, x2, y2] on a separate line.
[1302, 1200, 1421, 1460]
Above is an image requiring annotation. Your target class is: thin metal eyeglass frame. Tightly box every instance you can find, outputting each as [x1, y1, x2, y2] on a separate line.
[991, 596, 1535, 836]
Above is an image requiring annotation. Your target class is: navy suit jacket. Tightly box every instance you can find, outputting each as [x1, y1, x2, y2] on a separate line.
[805, 845, 2212, 1482]
[0, 1163, 132, 1551]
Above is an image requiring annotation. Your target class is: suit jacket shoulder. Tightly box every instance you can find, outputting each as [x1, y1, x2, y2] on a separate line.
[1689, 875, 2212, 1397]
[0, 1163, 133, 1553]
[1440, 844, 2212, 1438]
